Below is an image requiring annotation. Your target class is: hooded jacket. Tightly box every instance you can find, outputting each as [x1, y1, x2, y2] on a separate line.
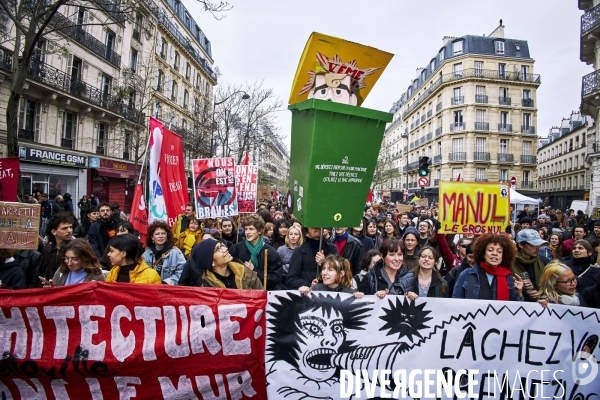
[0, 259, 26, 289]
[105, 260, 161, 284]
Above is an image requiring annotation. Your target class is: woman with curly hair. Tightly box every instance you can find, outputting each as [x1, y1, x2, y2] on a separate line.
[142, 221, 186, 285]
[537, 261, 586, 307]
[453, 233, 524, 301]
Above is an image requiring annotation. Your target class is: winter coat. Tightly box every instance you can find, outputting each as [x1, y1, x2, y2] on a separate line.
[142, 246, 186, 285]
[229, 240, 282, 290]
[105, 260, 162, 284]
[582, 286, 600, 309]
[445, 257, 472, 296]
[171, 213, 196, 237]
[176, 230, 203, 258]
[51, 268, 105, 286]
[333, 234, 364, 276]
[52, 200, 64, 215]
[286, 240, 338, 290]
[397, 272, 449, 298]
[277, 245, 296, 284]
[78, 199, 92, 214]
[452, 264, 522, 301]
[179, 259, 263, 290]
[41, 199, 52, 219]
[17, 250, 42, 288]
[0, 259, 26, 289]
[63, 199, 74, 214]
[88, 219, 117, 260]
[353, 234, 375, 254]
[41, 242, 64, 279]
[358, 260, 410, 295]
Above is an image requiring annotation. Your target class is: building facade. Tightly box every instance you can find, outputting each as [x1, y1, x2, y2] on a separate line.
[580, 0, 600, 212]
[0, 0, 216, 214]
[537, 112, 590, 210]
[252, 126, 290, 192]
[380, 23, 541, 201]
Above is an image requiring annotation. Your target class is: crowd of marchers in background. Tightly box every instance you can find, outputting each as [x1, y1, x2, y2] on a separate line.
[1, 195, 599, 314]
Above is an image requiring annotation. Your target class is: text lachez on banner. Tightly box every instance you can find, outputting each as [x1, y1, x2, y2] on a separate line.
[0, 283, 267, 399]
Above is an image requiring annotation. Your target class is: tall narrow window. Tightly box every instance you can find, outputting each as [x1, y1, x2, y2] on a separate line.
[124, 130, 132, 159]
[498, 63, 506, 79]
[495, 41, 505, 54]
[500, 169, 508, 181]
[475, 61, 483, 76]
[453, 63, 463, 78]
[130, 48, 138, 73]
[62, 112, 76, 148]
[454, 110, 463, 124]
[476, 138, 486, 152]
[105, 30, 115, 61]
[97, 123, 106, 153]
[452, 168, 462, 180]
[452, 40, 463, 55]
[520, 65, 529, 80]
[18, 99, 36, 140]
[523, 113, 531, 128]
[522, 141, 531, 156]
[476, 168, 485, 181]
[71, 57, 82, 81]
[453, 138, 463, 153]
[476, 110, 486, 123]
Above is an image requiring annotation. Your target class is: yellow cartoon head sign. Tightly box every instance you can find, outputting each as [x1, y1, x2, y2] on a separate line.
[290, 32, 394, 106]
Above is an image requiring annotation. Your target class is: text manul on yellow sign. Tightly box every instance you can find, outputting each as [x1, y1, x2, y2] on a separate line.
[439, 182, 510, 235]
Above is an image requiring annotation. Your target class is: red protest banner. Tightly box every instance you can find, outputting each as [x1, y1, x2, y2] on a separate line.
[192, 158, 238, 218]
[0, 282, 267, 399]
[0, 157, 19, 201]
[235, 165, 258, 213]
[161, 128, 189, 226]
[129, 183, 148, 245]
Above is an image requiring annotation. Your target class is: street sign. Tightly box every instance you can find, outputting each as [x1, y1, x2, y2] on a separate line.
[418, 177, 429, 187]
[510, 176, 517, 185]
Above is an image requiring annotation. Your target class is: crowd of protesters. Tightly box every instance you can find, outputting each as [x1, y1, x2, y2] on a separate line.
[1, 193, 599, 310]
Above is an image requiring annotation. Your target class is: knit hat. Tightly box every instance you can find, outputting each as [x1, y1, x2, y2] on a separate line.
[519, 216, 533, 225]
[191, 238, 219, 270]
[403, 226, 419, 238]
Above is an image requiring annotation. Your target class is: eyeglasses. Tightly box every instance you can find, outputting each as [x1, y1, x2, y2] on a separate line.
[63, 257, 80, 264]
[458, 244, 469, 249]
[204, 228, 218, 234]
[557, 277, 577, 285]
[214, 244, 228, 253]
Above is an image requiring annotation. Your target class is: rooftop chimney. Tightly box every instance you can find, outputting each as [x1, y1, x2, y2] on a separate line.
[489, 19, 505, 38]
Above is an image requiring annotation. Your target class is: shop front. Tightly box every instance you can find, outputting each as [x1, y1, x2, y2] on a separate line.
[18, 145, 87, 212]
[88, 158, 140, 214]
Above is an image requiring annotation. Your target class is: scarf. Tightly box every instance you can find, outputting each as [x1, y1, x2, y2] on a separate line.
[244, 236, 264, 269]
[150, 242, 174, 262]
[334, 231, 349, 256]
[514, 252, 546, 288]
[548, 244, 558, 257]
[479, 261, 512, 301]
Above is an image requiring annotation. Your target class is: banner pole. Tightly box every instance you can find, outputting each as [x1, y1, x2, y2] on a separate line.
[138, 122, 152, 184]
[263, 248, 268, 289]
[316, 228, 324, 280]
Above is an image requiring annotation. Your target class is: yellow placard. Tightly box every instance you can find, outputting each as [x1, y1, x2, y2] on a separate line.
[439, 182, 510, 235]
[289, 32, 394, 106]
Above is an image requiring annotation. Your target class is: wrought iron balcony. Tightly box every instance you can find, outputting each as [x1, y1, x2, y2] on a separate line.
[450, 122, 465, 132]
[582, 3, 600, 35]
[52, 12, 121, 68]
[451, 96, 464, 105]
[497, 153, 514, 162]
[475, 122, 489, 131]
[436, 102, 442, 112]
[407, 161, 419, 170]
[18, 129, 34, 141]
[94, 0, 126, 24]
[426, 132, 432, 141]
[433, 154, 442, 164]
[96, 146, 105, 155]
[521, 181, 534, 189]
[499, 96, 511, 106]
[475, 178, 489, 182]
[522, 98, 534, 107]
[434, 179, 440, 186]
[521, 125, 535, 134]
[520, 155, 537, 164]
[123, 152, 130, 160]
[474, 152, 491, 161]
[61, 137, 73, 149]
[427, 110, 432, 118]
[158, 12, 217, 82]
[449, 152, 466, 162]
[435, 127, 442, 137]
[498, 123, 512, 133]
[475, 94, 488, 104]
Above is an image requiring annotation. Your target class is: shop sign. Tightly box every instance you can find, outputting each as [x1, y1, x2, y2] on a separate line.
[19, 146, 87, 168]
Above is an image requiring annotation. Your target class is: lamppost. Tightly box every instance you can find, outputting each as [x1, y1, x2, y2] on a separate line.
[210, 91, 250, 157]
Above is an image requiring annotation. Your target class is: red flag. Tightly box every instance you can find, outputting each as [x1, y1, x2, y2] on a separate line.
[160, 128, 189, 226]
[129, 183, 148, 245]
[366, 189, 373, 203]
[0, 157, 19, 201]
[456, 174, 461, 182]
[242, 151, 250, 165]
[273, 188, 278, 200]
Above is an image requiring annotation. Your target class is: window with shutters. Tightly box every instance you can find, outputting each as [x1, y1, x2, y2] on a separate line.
[160, 39, 167, 59]
[157, 70, 164, 91]
[171, 82, 178, 101]
[185, 63, 190, 81]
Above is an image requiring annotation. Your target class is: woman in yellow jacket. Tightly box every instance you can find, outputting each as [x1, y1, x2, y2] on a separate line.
[105, 234, 161, 284]
[176, 218, 203, 258]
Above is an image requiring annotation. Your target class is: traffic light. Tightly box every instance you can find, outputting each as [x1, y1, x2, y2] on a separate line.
[419, 156, 429, 177]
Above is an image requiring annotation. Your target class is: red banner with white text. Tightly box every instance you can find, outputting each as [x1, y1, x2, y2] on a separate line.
[0, 283, 267, 399]
[0, 157, 19, 202]
[160, 128, 189, 226]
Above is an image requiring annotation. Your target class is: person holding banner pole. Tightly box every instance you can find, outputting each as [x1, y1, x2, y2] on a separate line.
[229, 214, 282, 290]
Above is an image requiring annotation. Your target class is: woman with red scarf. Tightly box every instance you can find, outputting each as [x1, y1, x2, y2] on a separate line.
[452, 233, 524, 301]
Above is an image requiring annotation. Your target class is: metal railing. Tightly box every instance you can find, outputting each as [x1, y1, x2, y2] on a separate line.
[475, 122, 489, 131]
[582, 70, 600, 96]
[435, 127, 442, 137]
[96, 146, 105, 155]
[449, 152, 466, 161]
[497, 153, 514, 162]
[450, 122, 465, 132]
[433, 155, 442, 164]
[498, 123, 512, 133]
[407, 161, 418, 170]
[158, 12, 217, 82]
[61, 137, 73, 149]
[52, 12, 121, 68]
[499, 96, 511, 106]
[451, 96, 464, 105]
[521, 125, 535, 134]
[475, 94, 488, 104]
[94, 0, 126, 24]
[520, 155, 537, 164]
[522, 98, 534, 107]
[400, 68, 540, 118]
[582, 3, 600, 35]
[475, 178, 488, 182]
[474, 152, 490, 161]
[18, 129, 34, 141]
[434, 179, 440, 186]
[521, 181, 534, 189]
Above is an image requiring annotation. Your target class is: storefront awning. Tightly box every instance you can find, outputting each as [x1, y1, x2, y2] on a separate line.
[95, 168, 135, 179]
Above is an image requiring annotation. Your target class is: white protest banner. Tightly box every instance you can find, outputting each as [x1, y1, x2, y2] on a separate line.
[192, 157, 238, 218]
[235, 164, 258, 213]
[266, 292, 600, 399]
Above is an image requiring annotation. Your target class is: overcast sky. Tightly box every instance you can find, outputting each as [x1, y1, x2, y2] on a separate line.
[181, 0, 591, 150]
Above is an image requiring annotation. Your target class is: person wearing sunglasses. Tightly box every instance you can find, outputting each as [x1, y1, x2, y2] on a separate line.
[537, 261, 586, 307]
[43, 239, 105, 287]
[179, 239, 263, 289]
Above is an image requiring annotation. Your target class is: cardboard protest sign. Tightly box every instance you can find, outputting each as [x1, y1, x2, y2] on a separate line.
[290, 33, 394, 106]
[235, 165, 258, 213]
[416, 198, 429, 208]
[0, 158, 19, 201]
[396, 203, 412, 214]
[266, 292, 600, 399]
[192, 158, 238, 218]
[0, 202, 40, 249]
[257, 184, 271, 200]
[439, 182, 510, 234]
[0, 283, 267, 399]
